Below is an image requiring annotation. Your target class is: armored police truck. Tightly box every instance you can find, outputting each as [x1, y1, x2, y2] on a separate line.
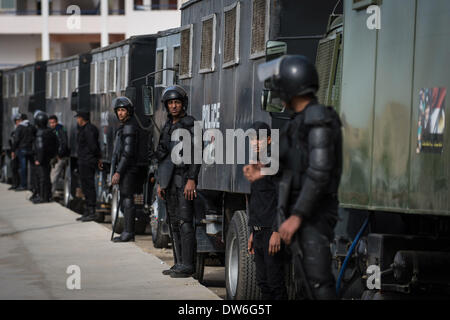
[178, 0, 341, 299]
[85, 34, 158, 234]
[147, 28, 181, 249]
[262, 0, 450, 299]
[1, 62, 46, 186]
[45, 53, 92, 209]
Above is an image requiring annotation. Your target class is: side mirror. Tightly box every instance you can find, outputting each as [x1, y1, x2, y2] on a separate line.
[265, 41, 287, 62]
[142, 85, 154, 116]
[125, 86, 136, 105]
[70, 91, 78, 111]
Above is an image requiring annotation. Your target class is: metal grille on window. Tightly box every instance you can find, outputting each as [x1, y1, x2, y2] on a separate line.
[26, 71, 33, 95]
[180, 27, 191, 77]
[98, 61, 106, 93]
[108, 59, 116, 92]
[2, 75, 8, 98]
[90, 63, 96, 94]
[70, 67, 77, 95]
[224, 6, 237, 65]
[155, 50, 164, 85]
[17, 72, 24, 96]
[46, 72, 52, 98]
[119, 56, 127, 90]
[10, 74, 15, 97]
[173, 46, 180, 75]
[200, 18, 214, 71]
[52, 72, 59, 99]
[316, 37, 338, 106]
[61, 70, 68, 98]
[251, 0, 266, 56]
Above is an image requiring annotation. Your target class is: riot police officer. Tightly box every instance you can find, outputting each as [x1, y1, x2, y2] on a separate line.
[111, 97, 144, 242]
[33, 111, 58, 204]
[8, 114, 22, 190]
[155, 85, 200, 278]
[255, 55, 343, 299]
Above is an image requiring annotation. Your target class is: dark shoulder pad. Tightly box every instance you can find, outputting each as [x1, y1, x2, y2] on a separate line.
[304, 104, 330, 126]
[123, 124, 137, 136]
[180, 115, 195, 128]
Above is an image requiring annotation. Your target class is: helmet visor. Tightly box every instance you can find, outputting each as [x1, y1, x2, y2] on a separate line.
[257, 57, 283, 83]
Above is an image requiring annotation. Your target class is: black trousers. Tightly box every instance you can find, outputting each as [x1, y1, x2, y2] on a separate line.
[78, 163, 97, 208]
[253, 228, 288, 300]
[36, 162, 51, 201]
[11, 156, 19, 188]
[165, 174, 195, 268]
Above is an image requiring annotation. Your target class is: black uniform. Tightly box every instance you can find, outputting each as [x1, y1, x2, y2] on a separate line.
[156, 114, 201, 275]
[8, 130, 20, 189]
[279, 101, 342, 300]
[34, 120, 58, 203]
[76, 121, 101, 212]
[249, 175, 288, 300]
[13, 120, 35, 189]
[112, 116, 144, 241]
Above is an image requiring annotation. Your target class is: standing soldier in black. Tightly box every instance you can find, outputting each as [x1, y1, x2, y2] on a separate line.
[13, 113, 35, 191]
[156, 85, 200, 278]
[256, 55, 343, 300]
[75, 111, 103, 222]
[32, 112, 58, 204]
[111, 97, 144, 242]
[8, 114, 22, 190]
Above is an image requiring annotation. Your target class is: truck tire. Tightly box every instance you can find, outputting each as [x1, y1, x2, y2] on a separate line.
[151, 196, 170, 248]
[63, 168, 73, 208]
[111, 186, 124, 234]
[194, 252, 206, 284]
[225, 210, 261, 300]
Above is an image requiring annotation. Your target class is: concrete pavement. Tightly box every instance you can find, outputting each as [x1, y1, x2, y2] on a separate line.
[0, 183, 220, 300]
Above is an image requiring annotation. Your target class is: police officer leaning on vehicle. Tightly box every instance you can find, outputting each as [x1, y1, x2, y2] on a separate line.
[12, 113, 35, 191]
[111, 96, 146, 242]
[155, 85, 200, 278]
[32, 111, 58, 204]
[49, 115, 69, 197]
[254, 55, 343, 300]
[75, 111, 103, 222]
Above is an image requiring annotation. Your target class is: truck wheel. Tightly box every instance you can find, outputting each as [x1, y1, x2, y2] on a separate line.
[151, 197, 170, 248]
[194, 252, 206, 284]
[135, 217, 147, 235]
[111, 186, 124, 234]
[225, 210, 261, 300]
[63, 168, 73, 208]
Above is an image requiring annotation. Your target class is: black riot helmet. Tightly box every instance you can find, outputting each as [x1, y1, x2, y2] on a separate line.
[257, 55, 319, 104]
[161, 85, 188, 111]
[112, 96, 134, 118]
[12, 113, 22, 123]
[34, 111, 49, 129]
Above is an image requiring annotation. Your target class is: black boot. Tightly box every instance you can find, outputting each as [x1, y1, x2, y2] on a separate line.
[113, 197, 135, 242]
[170, 221, 195, 278]
[81, 206, 97, 222]
[162, 264, 182, 275]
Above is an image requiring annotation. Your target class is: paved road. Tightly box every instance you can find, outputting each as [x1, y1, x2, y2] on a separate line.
[0, 183, 220, 300]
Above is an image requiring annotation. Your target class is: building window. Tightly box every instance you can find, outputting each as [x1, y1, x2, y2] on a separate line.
[0, 0, 16, 11]
[90, 62, 97, 94]
[69, 67, 78, 95]
[52, 72, 59, 99]
[26, 70, 34, 95]
[108, 58, 117, 92]
[155, 48, 166, 86]
[223, 2, 240, 68]
[180, 24, 193, 79]
[200, 14, 216, 73]
[250, 0, 269, 59]
[61, 69, 68, 99]
[119, 55, 128, 91]
[46, 72, 52, 99]
[134, 0, 178, 11]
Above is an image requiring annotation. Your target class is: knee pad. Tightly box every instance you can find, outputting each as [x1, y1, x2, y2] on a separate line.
[122, 196, 134, 210]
